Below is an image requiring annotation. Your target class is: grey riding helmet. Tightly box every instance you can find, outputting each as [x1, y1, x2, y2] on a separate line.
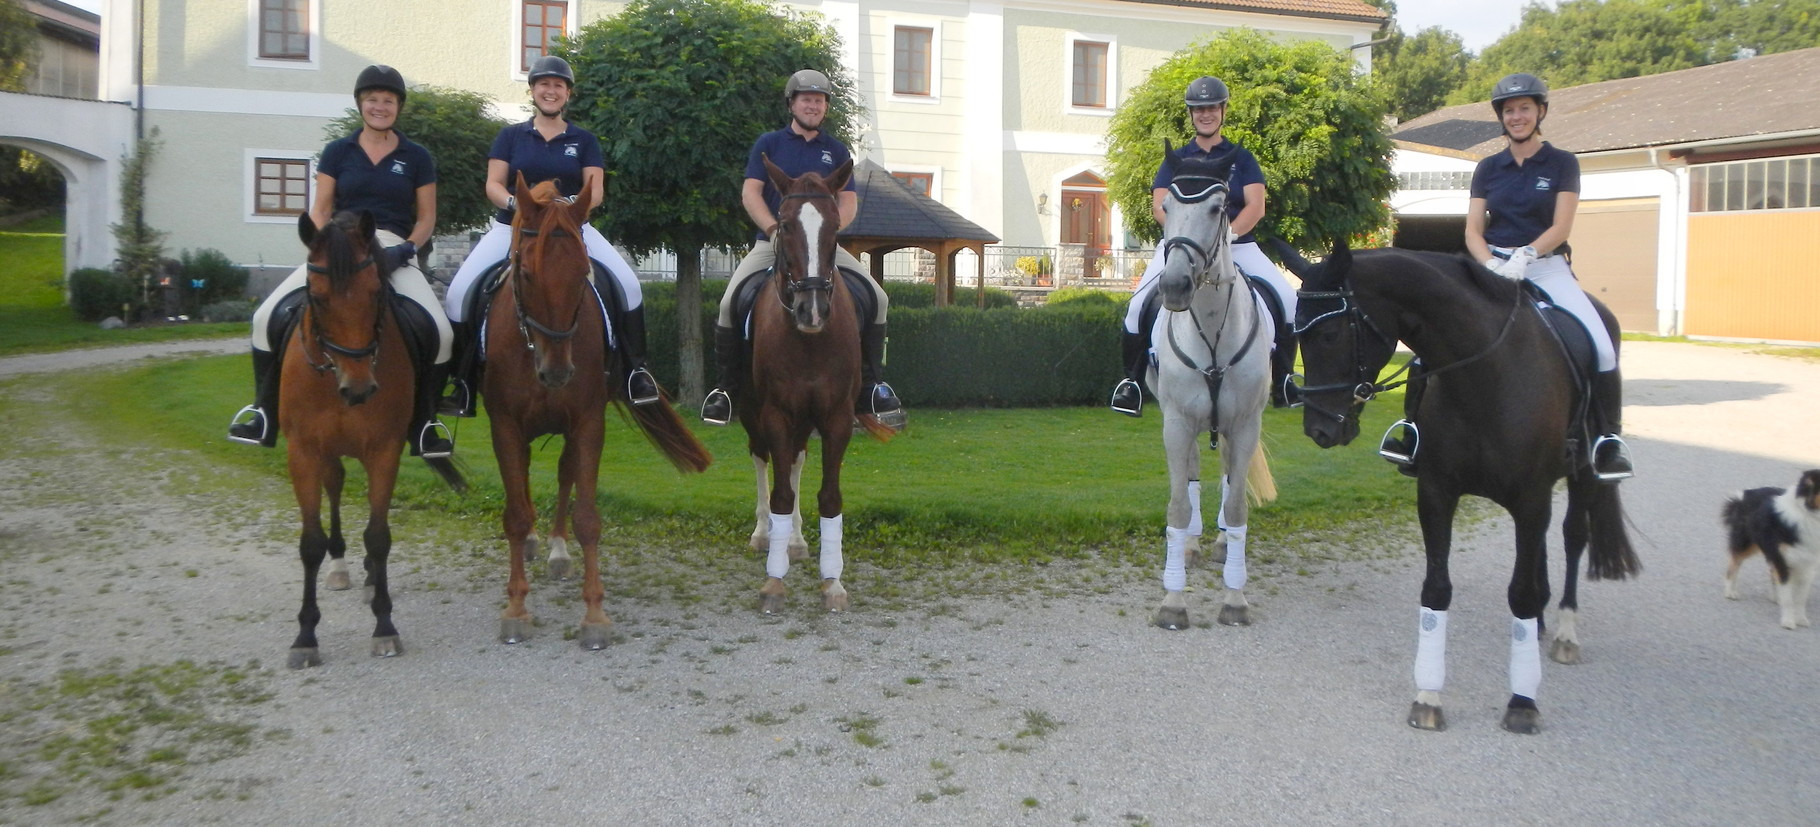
[785, 68, 834, 99]
[354, 64, 406, 104]
[528, 55, 575, 87]
[1184, 76, 1229, 108]
[1490, 72, 1548, 114]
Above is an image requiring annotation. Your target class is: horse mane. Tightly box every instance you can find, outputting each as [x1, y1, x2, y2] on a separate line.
[311, 211, 385, 288]
[516, 180, 586, 276]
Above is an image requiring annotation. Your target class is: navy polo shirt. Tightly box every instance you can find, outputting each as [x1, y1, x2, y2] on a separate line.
[489, 120, 605, 224]
[317, 130, 436, 239]
[1471, 141, 1580, 249]
[1153, 139, 1266, 244]
[745, 125, 856, 241]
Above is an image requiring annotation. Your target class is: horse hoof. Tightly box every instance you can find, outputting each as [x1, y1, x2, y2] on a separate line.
[579, 622, 612, 651]
[787, 539, 809, 563]
[1153, 605, 1189, 630]
[499, 617, 534, 644]
[371, 636, 403, 658]
[288, 647, 322, 670]
[759, 578, 788, 614]
[1548, 638, 1581, 665]
[546, 555, 572, 581]
[748, 532, 767, 552]
[1217, 604, 1251, 627]
[1407, 701, 1446, 731]
[1501, 706, 1542, 735]
[822, 580, 849, 613]
[325, 569, 352, 591]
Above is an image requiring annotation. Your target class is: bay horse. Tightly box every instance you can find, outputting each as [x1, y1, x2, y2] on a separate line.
[280, 210, 466, 669]
[1146, 146, 1277, 631]
[1281, 241, 1640, 733]
[481, 175, 710, 649]
[740, 156, 894, 614]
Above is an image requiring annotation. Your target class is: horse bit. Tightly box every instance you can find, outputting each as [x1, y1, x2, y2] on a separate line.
[303, 255, 387, 374]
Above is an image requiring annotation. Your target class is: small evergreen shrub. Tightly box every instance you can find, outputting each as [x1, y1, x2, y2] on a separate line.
[179, 248, 248, 303]
[68, 267, 138, 322]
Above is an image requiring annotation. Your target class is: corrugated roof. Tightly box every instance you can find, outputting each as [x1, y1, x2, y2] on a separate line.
[1393, 47, 1820, 158]
[841, 160, 999, 244]
[1115, 0, 1387, 24]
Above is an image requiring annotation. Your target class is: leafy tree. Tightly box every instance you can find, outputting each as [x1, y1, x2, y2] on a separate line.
[0, 0, 38, 93]
[1376, 26, 1470, 122]
[1692, 0, 1820, 61]
[110, 128, 167, 315]
[1449, 0, 1707, 104]
[1104, 29, 1396, 252]
[561, 0, 860, 403]
[326, 84, 506, 236]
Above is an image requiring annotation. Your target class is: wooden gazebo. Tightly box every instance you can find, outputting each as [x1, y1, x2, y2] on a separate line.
[838, 159, 1000, 308]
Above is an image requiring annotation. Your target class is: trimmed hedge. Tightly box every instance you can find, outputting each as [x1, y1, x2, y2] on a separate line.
[68, 267, 137, 322]
[637, 279, 1127, 407]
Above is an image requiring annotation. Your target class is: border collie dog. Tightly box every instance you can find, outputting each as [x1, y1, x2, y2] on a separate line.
[1723, 469, 1820, 629]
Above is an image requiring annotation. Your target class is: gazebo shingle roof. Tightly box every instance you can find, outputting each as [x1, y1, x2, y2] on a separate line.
[840, 159, 998, 244]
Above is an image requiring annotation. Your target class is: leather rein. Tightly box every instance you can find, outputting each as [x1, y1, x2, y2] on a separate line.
[509, 222, 584, 351]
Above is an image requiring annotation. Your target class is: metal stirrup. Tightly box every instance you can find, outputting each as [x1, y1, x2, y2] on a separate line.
[227, 405, 269, 445]
[1378, 419, 1418, 465]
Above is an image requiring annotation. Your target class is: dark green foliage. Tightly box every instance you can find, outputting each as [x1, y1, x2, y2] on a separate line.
[67, 267, 136, 321]
[1375, 26, 1471, 122]
[1104, 29, 1395, 251]
[326, 85, 506, 235]
[110, 128, 167, 309]
[0, 148, 64, 212]
[196, 300, 254, 323]
[176, 248, 246, 305]
[880, 282, 1018, 309]
[0, 0, 37, 92]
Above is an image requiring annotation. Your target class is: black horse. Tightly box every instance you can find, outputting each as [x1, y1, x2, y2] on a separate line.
[1280, 242, 1640, 734]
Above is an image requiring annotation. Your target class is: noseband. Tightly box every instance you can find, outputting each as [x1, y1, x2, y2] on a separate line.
[510, 222, 584, 350]
[302, 255, 385, 373]
[774, 190, 837, 304]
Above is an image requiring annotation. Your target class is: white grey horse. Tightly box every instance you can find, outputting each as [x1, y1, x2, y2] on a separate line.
[1147, 148, 1277, 630]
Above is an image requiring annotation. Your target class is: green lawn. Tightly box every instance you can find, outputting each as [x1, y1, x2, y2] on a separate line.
[0, 215, 241, 355]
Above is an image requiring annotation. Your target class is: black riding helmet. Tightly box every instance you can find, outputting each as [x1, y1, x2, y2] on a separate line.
[528, 55, 575, 87]
[1490, 72, 1548, 114]
[354, 64, 406, 104]
[1184, 76, 1229, 108]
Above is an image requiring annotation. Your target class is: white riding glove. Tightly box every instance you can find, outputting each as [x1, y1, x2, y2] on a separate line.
[1497, 246, 1538, 280]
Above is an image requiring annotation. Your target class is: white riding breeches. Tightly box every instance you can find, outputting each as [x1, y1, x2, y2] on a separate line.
[717, 239, 886, 328]
[249, 228, 453, 364]
[1124, 240, 1295, 334]
[1498, 247, 1617, 372]
[444, 220, 644, 324]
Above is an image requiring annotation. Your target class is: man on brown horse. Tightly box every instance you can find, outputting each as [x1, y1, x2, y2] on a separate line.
[700, 68, 905, 431]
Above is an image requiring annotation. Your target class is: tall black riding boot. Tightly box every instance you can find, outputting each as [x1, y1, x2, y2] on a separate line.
[227, 348, 282, 447]
[1270, 324, 1299, 408]
[410, 362, 455, 459]
[439, 317, 480, 418]
[1109, 329, 1147, 417]
[619, 305, 660, 405]
[700, 324, 743, 425]
[1590, 368, 1633, 482]
[1378, 358, 1423, 477]
[858, 323, 906, 430]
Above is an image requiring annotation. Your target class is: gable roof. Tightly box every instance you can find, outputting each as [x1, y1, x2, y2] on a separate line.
[1392, 47, 1820, 159]
[1114, 0, 1386, 24]
[841, 160, 999, 244]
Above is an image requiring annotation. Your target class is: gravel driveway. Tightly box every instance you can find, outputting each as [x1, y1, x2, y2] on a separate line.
[1, 338, 1816, 825]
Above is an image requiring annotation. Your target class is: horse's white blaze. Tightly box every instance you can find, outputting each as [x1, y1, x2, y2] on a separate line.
[1164, 526, 1190, 592]
[798, 204, 827, 329]
[1510, 616, 1541, 700]
[1415, 608, 1448, 692]
[767, 512, 794, 579]
[820, 515, 843, 580]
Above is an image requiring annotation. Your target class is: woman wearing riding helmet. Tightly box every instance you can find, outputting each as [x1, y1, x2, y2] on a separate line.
[1110, 75, 1297, 417]
[1468, 72, 1630, 481]
[440, 55, 659, 415]
[227, 64, 455, 459]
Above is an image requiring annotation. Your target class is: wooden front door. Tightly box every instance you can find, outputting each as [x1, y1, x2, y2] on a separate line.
[1062, 189, 1109, 260]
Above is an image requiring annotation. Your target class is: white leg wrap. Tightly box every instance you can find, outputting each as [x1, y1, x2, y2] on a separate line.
[1220, 523, 1247, 591]
[819, 515, 843, 581]
[1414, 608, 1448, 692]
[766, 513, 793, 580]
[1510, 616, 1541, 700]
[1186, 480, 1203, 536]
[1163, 526, 1189, 592]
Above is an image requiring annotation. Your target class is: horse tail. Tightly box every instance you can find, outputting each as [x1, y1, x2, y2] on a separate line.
[617, 392, 713, 473]
[1245, 441, 1277, 506]
[855, 413, 897, 443]
[422, 455, 469, 494]
[1581, 477, 1642, 580]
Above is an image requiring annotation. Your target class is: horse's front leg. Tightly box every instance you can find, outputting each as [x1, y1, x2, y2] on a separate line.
[1155, 411, 1202, 630]
[817, 425, 853, 613]
[1409, 484, 1460, 731]
[287, 453, 329, 669]
[1213, 427, 1257, 628]
[323, 462, 352, 591]
[362, 452, 404, 659]
[1553, 476, 1593, 664]
[492, 424, 537, 643]
[759, 435, 804, 614]
[566, 421, 611, 650]
[544, 438, 579, 582]
[1502, 495, 1554, 735]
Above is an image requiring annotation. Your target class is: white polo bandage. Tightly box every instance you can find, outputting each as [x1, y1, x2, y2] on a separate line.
[1220, 523, 1247, 591]
[766, 512, 793, 580]
[1186, 479, 1203, 535]
[1164, 526, 1189, 592]
[1415, 608, 1447, 692]
[1510, 616, 1541, 700]
[819, 515, 843, 581]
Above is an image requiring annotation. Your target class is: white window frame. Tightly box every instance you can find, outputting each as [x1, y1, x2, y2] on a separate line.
[244, 149, 315, 225]
[511, 0, 578, 82]
[1063, 32, 1117, 118]
[889, 164, 943, 199]
[246, 0, 321, 71]
[886, 17, 942, 105]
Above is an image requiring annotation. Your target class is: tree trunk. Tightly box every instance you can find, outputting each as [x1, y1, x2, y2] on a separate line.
[675, 244, 705, 406]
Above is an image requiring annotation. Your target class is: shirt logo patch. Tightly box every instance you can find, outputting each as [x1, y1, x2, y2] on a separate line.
[564, 145, 579, 158]
[1535, 177, 1552, 191]
[821, 150, 833, 166]
[390, 161, 407, 175]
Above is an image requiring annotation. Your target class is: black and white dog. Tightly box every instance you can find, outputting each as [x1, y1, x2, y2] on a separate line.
[1723, 469, 1820, 629]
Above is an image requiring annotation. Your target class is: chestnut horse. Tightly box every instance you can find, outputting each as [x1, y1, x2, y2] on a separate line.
[740, 156, 894, 614]
[481, 176, 710, 648]
[281, 210, 466, 669]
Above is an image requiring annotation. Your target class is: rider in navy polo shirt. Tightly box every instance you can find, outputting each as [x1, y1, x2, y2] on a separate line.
[440, 55, 659, 415]
[699, 68, 903, 431]
[230, 65, 455, 459]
